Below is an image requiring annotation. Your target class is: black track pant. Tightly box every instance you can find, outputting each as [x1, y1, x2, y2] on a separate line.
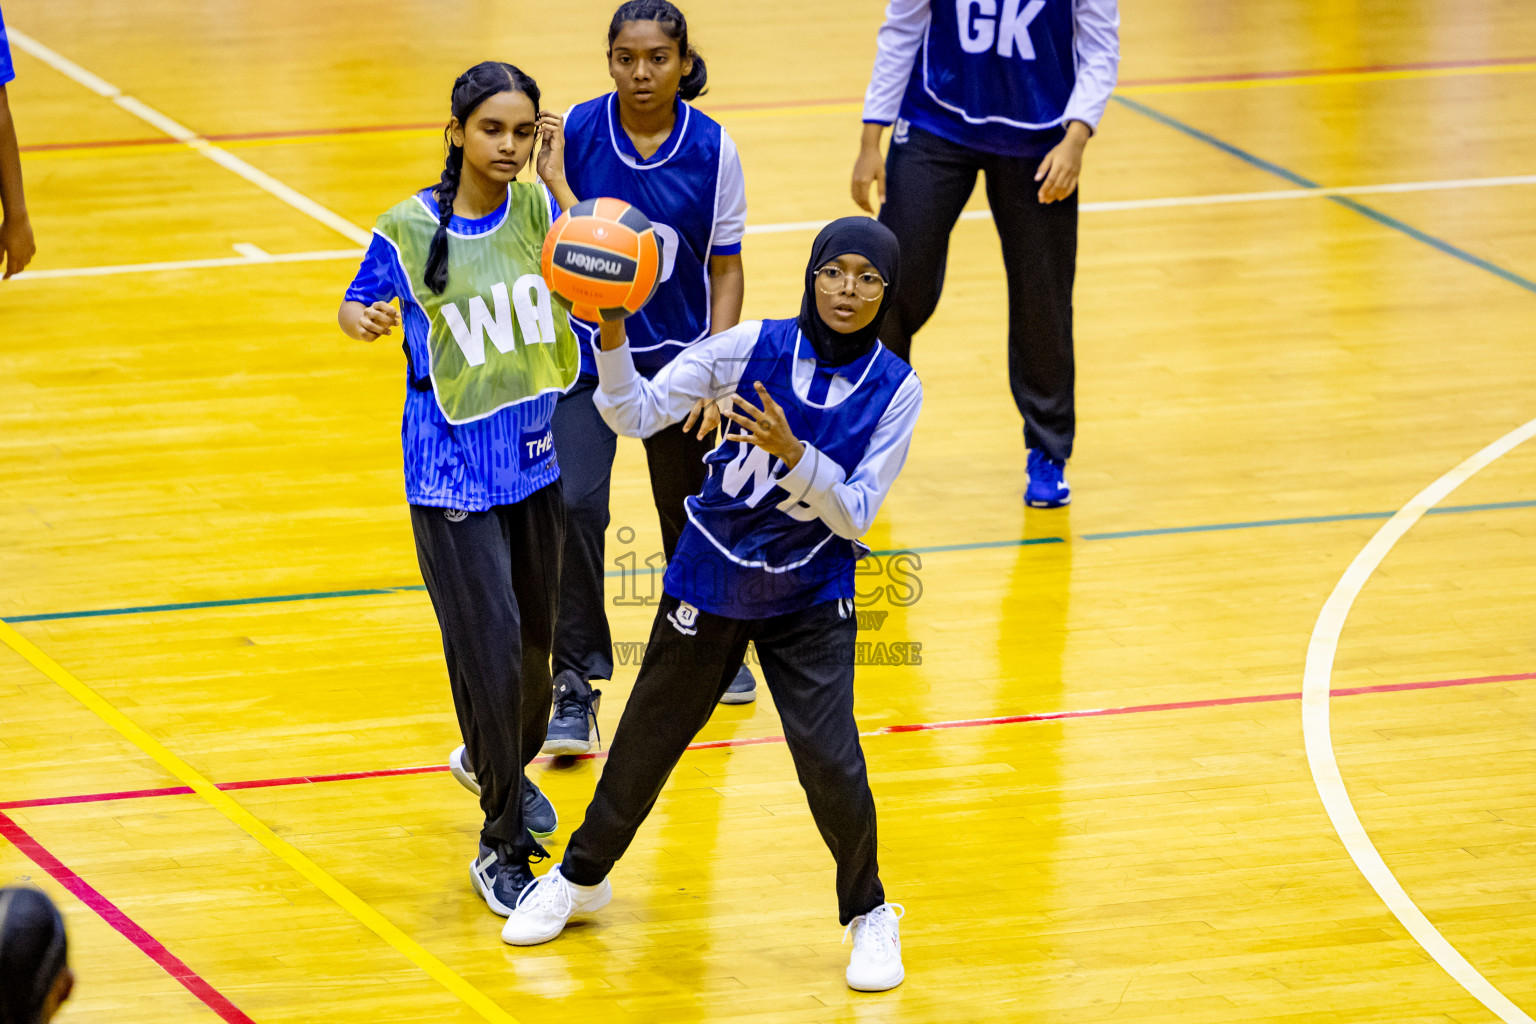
[410, 482, 563, 858]
[879, 123, 1078, 462]
[562, 594, 885, 924]
[550, 374, 715, 682]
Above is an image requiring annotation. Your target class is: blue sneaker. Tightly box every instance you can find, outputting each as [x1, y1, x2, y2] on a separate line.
[1025, 449, 1071, 508]
[523, 777, 557, 840]
[542, 670, 601, 756]
[450, 746, 556, 840]
[719, 663, 757, 705]
[469, 842, 545, 917]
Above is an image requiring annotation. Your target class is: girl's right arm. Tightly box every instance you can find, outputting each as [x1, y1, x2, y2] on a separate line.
[339, 233, 404, 340]
[338, 300, 400, 342]
[593, 319, 759, 439]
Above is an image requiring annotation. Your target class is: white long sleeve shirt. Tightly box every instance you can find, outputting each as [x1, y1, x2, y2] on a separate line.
[594, 321, 923, 540]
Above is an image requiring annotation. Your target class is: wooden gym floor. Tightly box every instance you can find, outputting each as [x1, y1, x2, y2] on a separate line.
[2, 1, 1534, 1021]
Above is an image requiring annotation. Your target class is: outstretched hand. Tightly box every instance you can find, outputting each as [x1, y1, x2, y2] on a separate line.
[721, 382, 805, 469]
[682, 396, 722, 440]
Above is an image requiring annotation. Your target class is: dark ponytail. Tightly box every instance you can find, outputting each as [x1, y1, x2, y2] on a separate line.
[608, 0, 708, 102]
[0, 887, 69, 1024]
[423, 61, 542, 295]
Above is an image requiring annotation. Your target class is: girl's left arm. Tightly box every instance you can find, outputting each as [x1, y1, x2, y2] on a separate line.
[535, 111, 578, 211]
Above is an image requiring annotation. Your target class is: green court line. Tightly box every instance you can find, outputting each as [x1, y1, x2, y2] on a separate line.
[5, 499, 1531, 625]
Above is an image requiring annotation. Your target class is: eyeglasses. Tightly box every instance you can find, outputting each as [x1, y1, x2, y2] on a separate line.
[814, 265, 888, 300]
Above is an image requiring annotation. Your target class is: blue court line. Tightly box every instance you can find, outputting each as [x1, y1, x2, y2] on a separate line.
[6, 499, 1530, 625]
[1111, 95, 1536, 295]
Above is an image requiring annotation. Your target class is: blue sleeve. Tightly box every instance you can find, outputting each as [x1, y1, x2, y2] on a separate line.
[344, 232, 400, 305]
[0, 8, 15, 87]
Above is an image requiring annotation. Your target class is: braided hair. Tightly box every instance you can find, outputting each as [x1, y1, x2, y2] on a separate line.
[423, 61, 542, 295]
[608, 0, 708, 101]
[0, 888, 69, 1024]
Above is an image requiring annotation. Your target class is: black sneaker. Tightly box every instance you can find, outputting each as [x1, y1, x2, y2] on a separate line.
[523, 776, 557, 839]
[469, 841, 546, 917]
[719, 663, 757, 705]
[542, 670, 601, 755]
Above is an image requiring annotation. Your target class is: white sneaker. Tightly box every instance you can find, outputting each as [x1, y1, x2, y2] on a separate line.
[845, 903, 905, 991]
[449, 745, 481, 797]
[500, 865, 612, 946]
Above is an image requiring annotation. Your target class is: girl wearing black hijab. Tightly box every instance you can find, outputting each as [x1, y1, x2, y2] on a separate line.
[0, 888, 72, 1024]
[503, 218, 919, 991]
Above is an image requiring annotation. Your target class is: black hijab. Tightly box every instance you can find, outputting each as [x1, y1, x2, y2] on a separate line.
[797, 217, 901, 366]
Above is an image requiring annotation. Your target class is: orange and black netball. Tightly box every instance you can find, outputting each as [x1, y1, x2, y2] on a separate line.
[541, 197, 662, 321]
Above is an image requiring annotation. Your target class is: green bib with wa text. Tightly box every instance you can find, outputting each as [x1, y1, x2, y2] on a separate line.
[376, 185, 578, 424]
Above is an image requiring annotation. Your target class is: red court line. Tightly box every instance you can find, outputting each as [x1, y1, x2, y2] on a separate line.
[0, 810, 257, 1024]
[4, 670, 1530, 814]
[24, 56, 1536, 157]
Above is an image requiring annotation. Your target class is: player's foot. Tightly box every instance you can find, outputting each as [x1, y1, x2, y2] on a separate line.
[451, 749, 556, 841]
[500, 864, 613, 945]
[719, 664, 757, 705]
[845, 903, 905, 991]
[449, 744, 480, 796]
[1025, 449, 1071, 508]
[469, 842, 543, 917]
[523, 777, 557, 840]
[542, 671, 601, 756]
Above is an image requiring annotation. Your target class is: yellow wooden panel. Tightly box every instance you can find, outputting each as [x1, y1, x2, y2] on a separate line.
[2, 0, 1534, 1022]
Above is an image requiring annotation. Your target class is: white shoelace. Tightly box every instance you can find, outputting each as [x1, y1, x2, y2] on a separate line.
[843, 902, 905, 960]
[517, 868, 574, 916]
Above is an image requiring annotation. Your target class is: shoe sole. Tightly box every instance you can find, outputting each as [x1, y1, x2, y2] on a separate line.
[847, 965, 905, 991]
[718, 689, 757, 705]
[526, 793, 558, 840]
[501, 881, 614, 946]
[449, 747, 482, 797]
[540, 737, 593, 756]
[1024, 496, 1071, 508]
[469, 857, 516, 917]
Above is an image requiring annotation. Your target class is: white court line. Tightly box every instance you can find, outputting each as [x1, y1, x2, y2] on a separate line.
[13, 249, 365, 280]
[1302, 416, 1536, 1024]
[7, 27, 370, 247]
[741, 173, 1536, 233]
[10, 172, 1536, 282]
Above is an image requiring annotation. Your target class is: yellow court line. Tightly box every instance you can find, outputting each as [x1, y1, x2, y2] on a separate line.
[1119, 62, 1536, 95]
[0, 619, 520, 1024]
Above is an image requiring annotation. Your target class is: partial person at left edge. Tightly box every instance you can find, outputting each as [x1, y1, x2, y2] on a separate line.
[0, 3, 39, 279]
[0, 886, 74, 1024]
